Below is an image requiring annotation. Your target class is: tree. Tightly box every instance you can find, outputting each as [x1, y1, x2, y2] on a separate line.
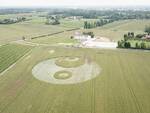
[128, 32, 131, 37]
[45, 16, 60, 25]
[87, 23, 91, 29]
[141, 42, 146, 49]
[135, 42, 140, 48]
[22, 36, 25, 40]
[124, 42, 131, 48]
[70, 36, 74, 39]
[83, 31, 94, 38]
[131, 32, 134, 38]
[89, 32, 94, 38]
[145, 26, 150, 34]
[117, 40, 126, 48]
[117, 41, 122, 48]
[84, 21, 88, 29]
[136, 34, 145, 39]
[124, 34, 129, 41]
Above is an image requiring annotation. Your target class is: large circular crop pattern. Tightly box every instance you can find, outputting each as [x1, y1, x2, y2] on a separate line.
[32, 56, 101, 84]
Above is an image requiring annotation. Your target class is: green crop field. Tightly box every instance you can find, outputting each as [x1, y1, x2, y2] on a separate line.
[0, 20, 67, 44]
[0, 15, 83, 44]
[30, 31, 78, 45]
[0, 45, 150, 113]
[0, 44, 32, 73]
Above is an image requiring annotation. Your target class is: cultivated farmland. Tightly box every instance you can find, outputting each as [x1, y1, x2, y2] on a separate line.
[1, 9, 150, 113]
[0, 46, 150, 113]
[0, 44, 32, 73]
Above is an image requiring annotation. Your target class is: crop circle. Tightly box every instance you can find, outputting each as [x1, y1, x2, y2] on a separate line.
[54, 70, 72, 80]
[55, 56, 84, 68]
[32, 57, 101, 84]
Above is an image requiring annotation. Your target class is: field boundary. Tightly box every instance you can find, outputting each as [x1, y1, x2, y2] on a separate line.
[0, 49, 32, 76]
[31, 31, 64, 39]
[30, 28, 80, 40]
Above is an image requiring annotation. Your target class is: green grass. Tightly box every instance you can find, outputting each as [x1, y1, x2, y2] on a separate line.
[0, 44, 32, 73]
[0, 21, 67, 44]
[59, 19, 84, 28]
[0, 46, 150, 113]
[0, 16, 82, 44]
[31, 31, 78, 45]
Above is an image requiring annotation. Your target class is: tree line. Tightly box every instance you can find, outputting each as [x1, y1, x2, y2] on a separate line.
[84, 19, 114, 29]
[0, 17, 27, 24]
[47, 9, 150, 20]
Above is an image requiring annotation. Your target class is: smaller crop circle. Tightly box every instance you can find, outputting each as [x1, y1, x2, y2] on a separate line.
[55, 56, 84, 68]
[53, 70, 72, 80]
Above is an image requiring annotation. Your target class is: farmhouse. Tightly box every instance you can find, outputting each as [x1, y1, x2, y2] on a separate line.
[142, 35, 150, 40]
[74, 32, 92, 41]
[74, 32, 117, 48]
[66, 16, 83, 20]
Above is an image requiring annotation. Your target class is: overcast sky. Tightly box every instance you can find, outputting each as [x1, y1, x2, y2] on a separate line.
[0, 0, 150, 7]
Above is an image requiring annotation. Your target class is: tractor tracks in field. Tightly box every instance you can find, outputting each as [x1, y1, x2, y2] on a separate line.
[119, 56, 143, 113]
[91, 79, 96, 113]
[0, 49, 32, 76]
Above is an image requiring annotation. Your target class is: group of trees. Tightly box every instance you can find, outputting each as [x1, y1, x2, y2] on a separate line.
[83, 32, 94, 38]
[124, 32, 135, 41]
[118, 40, 148, 49]
[0, 17, 26, 24]
[45, 15, 60, 25]
[135, 42, 147, 49]
[145, 26, 150, 34]
[123, 31, 150, 40]
[84, 19, 114, 29]
[118, 40, 131, 48]
[118, 26, 150, 49]
[47, 9, 150, 20]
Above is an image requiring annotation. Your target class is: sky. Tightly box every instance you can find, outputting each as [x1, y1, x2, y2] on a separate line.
[0, 0, 150, 7]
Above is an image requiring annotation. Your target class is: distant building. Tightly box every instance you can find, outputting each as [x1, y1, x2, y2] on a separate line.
[66, 16, 83, 20]
[142, 35, 150, 40]
[74, 32, 91, 42]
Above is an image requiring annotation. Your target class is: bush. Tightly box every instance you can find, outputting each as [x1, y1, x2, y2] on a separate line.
[141, 42, 146, 49]
[136, 34, 145, 39]
[70, 36, 74, 39]
[124, 42, 131, 48]
[83, 32, 94, 38]
[135, 42, 140, 49]
[145, 26, 150, 34]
